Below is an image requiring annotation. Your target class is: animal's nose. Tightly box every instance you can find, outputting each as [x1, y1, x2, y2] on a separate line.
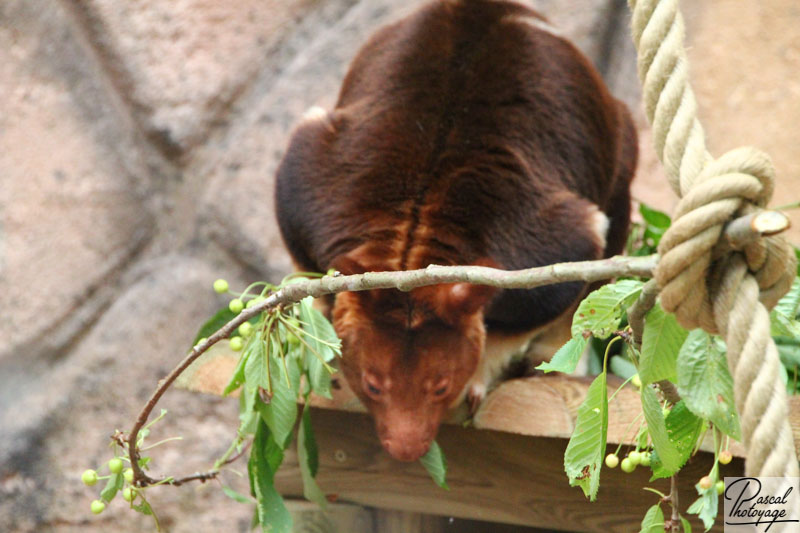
[381, 437, 432, 462]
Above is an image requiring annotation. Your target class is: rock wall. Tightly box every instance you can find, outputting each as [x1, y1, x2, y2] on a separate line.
[1, 0, 797, 531]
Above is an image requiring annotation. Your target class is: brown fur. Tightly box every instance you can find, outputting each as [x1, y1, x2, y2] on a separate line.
[275, 0, 637, 461]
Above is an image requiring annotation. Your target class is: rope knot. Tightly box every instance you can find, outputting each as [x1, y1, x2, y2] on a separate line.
[654, 146, 796, 332]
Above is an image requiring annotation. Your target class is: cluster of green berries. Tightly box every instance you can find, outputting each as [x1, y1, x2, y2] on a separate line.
[604, 449, 652, 473]
[82, 457, 138, 515]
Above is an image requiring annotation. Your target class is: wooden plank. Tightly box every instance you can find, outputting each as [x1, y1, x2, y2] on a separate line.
[275, 407, 743, 533]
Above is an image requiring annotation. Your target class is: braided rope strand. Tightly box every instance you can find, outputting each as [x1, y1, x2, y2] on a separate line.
[628, 0, 798, 477]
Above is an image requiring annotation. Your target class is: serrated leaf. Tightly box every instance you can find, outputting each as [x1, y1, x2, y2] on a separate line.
[223, 486, 253, 504]
[537, 336, 587, 373]
[687, 486, 718, 532]
[639, 303, 688, 385]
[774, 277, 800, 319]
[677, 330, 741, 440]
[257, 337, 300, 447]
[564, 372, 608, 501]
[298, 298, 340, 399]
[192, 306, 238, 345]
[649, 401, 705, 480]
[641, 385, 681, 473]
[298, 405, 327, 507]
[100, 472, 124, 503]
[244, 338, 269, 395]
[681, 516, 693, 533]
[771, 311, 800, 339]
[639, 503, 665, 533]
[572, 280, 643, 339]
[420, 440, 449, 490]
[249, 420, 292, 533]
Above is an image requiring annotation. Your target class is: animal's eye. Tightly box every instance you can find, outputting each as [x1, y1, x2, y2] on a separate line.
[366, 383, 381, 396]
[434, 386, 448, 397]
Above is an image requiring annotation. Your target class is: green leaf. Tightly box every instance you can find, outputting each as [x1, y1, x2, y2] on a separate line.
[639, 303, 688, 385]
[192, 306, 238, 345]
[640, 385, 681, 474]
[564, 372, 608, 501]
[249, 420, 292, 533]
[681, 516, 693, 533]
[298, 405, 327, 507]
[639, 503, 665, 533]
[223, 486, 254, 504]
[649, 401, 705, 480]
[572, 280, 643, 339]
[257, 337, 300, 447]
[677, 330, 741, 440]
[223, 349, 249, 396]
[687, 486, 718, 532]
[771, 311, 800, 339]
[773, 277, 800, 319]
[420, 440, 449, 490]
[131, 500, 153, 516]
[297, 298, 341, 399]
[244, 338, 269, 396]
[537, 336, 587, 373]
[640, 203, 672, 229]
[100, 472, 124, 503]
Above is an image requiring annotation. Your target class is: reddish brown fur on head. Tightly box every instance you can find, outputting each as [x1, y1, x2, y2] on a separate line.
[332, 280, 493, 461]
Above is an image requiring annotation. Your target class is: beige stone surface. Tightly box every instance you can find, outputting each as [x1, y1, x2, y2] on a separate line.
[65, 0, 321, 155]
[0, 1, 154, 360]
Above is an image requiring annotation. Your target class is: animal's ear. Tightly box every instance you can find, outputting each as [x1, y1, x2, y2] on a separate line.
[443, 282, 497, 317]
[426, 257, 499, 320]
[330, 242, 395, 275]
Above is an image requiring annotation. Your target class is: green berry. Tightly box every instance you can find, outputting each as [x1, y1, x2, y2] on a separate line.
[123, 468, 134, 483]
[640, 452, 651, 467]
[90, 500, 106, 515]
[238, 322, 253, 337]
[229, 336, 244, 351]
[122, 487, 136, 502]
[716, 480, 725, 495]
[631, 374, 642, 388]
[627, 451, 642, 466]
[81, 469, 98, 486]
[228, 298, 244, 314]
[605, 454, 619, 468]
[699, 475, 713, 490]
[719, 450, 733, 465]
[213, 279, 229, 294]
[287, 331, 300, 346]
[108, 457, 124, 474]
[621, 457, 636, 473]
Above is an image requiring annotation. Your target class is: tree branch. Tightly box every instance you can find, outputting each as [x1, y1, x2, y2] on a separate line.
[127, 253, 657, 486]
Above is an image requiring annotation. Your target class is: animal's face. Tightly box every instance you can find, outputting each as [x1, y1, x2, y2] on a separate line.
[333, 287, 488, 461]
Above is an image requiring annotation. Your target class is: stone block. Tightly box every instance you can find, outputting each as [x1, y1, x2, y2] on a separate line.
[0, 0, 155, 363]
[66, 0, 327, 156]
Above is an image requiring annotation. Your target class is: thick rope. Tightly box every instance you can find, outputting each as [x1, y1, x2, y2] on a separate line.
[627, 0, 798, 477]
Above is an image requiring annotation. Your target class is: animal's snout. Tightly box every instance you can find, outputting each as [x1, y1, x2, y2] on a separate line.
[381, 436, 433, 462]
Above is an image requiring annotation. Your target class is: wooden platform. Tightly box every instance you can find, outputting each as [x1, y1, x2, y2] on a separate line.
[178, 347, 800, 532]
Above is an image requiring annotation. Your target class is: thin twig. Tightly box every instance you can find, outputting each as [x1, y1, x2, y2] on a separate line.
[127, 253, 658, 486]
[669, 475, 680, 533]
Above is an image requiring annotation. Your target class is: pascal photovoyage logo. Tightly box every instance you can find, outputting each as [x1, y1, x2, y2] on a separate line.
[723, 477, 800, 532]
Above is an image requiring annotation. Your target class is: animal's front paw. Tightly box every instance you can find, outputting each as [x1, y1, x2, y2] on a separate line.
[466, 382, 487, 414]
